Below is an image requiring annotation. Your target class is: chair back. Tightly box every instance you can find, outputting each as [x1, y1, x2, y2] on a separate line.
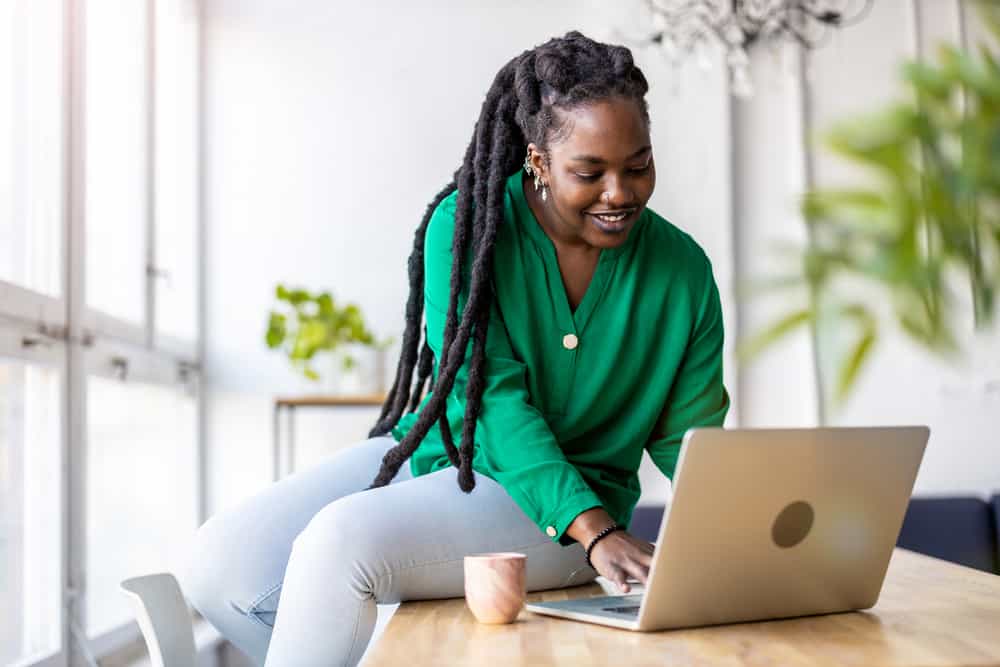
[120, 573, 197, 667]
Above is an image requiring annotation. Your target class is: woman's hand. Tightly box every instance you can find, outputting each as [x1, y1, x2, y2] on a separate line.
[565, 507, 654, 594]
[588, 530, 655, 594]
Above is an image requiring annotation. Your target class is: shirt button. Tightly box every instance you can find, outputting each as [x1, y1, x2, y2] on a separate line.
[562, 333, 578, 350]
[546, 526, 557, 537]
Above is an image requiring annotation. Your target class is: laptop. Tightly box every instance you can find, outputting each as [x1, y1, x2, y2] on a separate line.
[526, 426, 929, 631]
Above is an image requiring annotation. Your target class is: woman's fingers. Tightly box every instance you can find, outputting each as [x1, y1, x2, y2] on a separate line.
[628, 550, 652, 585]
[620, 563, 647, 591]
[607, 564, 631, 593]
[616, 570, 631, 593]
[596, 533, 657, 593]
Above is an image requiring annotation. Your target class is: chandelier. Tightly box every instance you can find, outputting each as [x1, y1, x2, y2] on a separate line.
[642, 0, 874, 96]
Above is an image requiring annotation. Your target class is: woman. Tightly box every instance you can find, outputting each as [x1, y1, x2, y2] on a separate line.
[183, 31, 729, 666]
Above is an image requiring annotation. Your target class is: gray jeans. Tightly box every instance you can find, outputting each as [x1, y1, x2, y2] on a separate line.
[180, 435, 598, 666]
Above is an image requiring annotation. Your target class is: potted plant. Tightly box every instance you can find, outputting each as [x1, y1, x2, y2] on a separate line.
[265, 284, 393, 394]
[740, 3, 1000, 413]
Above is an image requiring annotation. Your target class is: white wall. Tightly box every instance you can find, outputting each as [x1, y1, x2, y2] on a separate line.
[203, 0, 1000, 522]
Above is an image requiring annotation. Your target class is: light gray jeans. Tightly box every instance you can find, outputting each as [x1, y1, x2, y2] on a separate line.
[179, 435, 598, 666]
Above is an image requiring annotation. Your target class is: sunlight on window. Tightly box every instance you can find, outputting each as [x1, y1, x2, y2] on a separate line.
[0, 0, 63, 296]
[0, 359, 63, 666]
[155, 0, 199, 342]
[85, 0, 148, 324]
[85, 374, 198, 637]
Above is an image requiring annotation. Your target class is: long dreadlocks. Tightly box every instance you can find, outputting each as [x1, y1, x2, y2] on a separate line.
[366, 31, 650, 493]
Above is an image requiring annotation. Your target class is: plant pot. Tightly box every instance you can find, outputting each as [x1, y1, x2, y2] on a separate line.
[320, 345, 366, 396]
[317, 344, 393, 396]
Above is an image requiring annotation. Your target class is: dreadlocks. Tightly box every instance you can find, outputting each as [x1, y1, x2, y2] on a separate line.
[366, 31, 650, 493]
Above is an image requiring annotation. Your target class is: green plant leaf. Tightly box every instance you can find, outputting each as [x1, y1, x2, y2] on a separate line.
[736, 309, 814, 364]
[286, 288, 311, 306]
[834, 324, 877, 405]
[973, 0, 1000, 44]
[903, 61, 952, 101]
[734, 274, 807, 301]
[317, 292, 335, 316]
[265, 311, 286, 348]
[300, 319, 328, 350]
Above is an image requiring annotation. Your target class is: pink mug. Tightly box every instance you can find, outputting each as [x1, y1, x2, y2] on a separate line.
[463, 552, 527, 624]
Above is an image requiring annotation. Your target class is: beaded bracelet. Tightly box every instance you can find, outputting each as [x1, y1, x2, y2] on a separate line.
[584, 523, 622, 570]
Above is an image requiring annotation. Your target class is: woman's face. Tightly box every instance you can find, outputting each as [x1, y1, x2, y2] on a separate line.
[527, 96, 655, 251]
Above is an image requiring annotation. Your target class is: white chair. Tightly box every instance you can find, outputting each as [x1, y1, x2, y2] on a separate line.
[120, 573, 197, 667]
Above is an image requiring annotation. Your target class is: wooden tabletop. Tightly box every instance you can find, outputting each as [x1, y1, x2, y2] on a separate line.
[364, 548, 1000, 666]
[274, 393, 387, 407]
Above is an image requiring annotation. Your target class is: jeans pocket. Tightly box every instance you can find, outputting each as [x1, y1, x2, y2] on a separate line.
[230, 582, 283, 629]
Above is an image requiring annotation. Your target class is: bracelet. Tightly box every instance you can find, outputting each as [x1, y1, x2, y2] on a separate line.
[584, 523, 622, 570]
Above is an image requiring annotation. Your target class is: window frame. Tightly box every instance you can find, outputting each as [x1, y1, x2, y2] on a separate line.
[0, 0, 205, 664]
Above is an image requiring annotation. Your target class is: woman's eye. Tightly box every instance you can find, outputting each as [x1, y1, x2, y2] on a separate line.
[574, 163, 650, 182]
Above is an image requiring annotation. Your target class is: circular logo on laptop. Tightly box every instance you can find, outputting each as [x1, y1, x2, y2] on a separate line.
[772, 501, 814, 548]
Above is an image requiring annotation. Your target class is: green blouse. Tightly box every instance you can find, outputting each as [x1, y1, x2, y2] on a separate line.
[391, 170, 730, 546]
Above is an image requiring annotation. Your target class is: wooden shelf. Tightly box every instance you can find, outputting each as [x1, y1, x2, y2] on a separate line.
[274, 393, 388, 408]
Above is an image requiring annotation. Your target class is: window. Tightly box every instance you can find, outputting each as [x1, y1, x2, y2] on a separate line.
[154, 0, 199, 344]
[0, 357, 63, 666]
[85, 373, 198, 636]
[0, 0, 63, 300]
[0, 1, 202, 665]
[84, 0, 149, 327]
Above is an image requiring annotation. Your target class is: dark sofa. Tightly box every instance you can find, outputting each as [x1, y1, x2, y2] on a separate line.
[628, 494, 1000, 575]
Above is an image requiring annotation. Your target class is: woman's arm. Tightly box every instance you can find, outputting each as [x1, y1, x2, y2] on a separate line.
[646, 259, 731, 479]
[423, 193, 604, 546]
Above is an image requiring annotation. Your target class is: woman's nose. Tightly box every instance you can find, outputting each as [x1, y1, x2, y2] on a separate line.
[602, 175, 635, 208]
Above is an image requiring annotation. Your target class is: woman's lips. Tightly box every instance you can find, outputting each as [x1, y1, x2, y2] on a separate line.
[586, 208, 637, 233]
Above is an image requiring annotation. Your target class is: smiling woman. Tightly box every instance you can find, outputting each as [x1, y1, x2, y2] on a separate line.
[183, 30, 729, 667]
[524, 97, 655, 248]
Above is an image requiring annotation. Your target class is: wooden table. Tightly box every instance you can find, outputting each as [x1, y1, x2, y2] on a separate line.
[271, 393, 387, 480]
[364, 548, 1000, 666]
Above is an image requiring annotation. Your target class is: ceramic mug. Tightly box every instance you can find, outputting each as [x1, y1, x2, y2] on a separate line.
[463, 552, 527, 624]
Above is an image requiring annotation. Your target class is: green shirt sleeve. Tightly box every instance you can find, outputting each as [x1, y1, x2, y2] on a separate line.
[423, 193, 604, 546]
[645, 256, 731, 480]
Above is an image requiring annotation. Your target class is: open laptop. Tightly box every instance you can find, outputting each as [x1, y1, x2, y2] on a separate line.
[526, 426, 929, 631]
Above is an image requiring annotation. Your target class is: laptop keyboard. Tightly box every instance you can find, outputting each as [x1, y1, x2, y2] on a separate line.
[598, 596, 642, 615]
[600, 604, 640, 615]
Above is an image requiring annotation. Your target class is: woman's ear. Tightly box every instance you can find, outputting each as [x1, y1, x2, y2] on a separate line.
[527, 143, 549, 183]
